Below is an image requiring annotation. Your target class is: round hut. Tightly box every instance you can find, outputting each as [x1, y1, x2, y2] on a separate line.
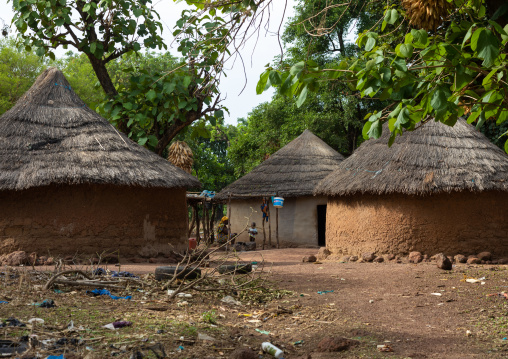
[315, 119, 508, 257]
[216, 130, 344, 246]
[0, 68, 201, 259]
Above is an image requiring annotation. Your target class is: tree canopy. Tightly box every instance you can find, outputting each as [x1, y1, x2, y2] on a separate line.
[258, 0, 508, 151]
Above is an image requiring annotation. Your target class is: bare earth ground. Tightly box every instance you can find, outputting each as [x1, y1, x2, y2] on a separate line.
[1, 248, 508, 358]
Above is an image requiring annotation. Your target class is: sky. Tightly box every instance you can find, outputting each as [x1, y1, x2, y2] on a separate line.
[0, 0, 297, 125]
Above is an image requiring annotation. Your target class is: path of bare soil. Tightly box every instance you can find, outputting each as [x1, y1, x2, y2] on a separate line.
[1, 248, 508, 358]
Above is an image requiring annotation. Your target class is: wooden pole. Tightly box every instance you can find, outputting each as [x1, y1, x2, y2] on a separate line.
[202, 200, 207, 245]
[196, 204, 201, 244]
[209, 204, 216, 245]
[262, 198, 266, 250]
[188, 206, 196, 238]
[276, 207, 279, 249]
[268, 204, 272, 247]
[228, 194, 232, 245]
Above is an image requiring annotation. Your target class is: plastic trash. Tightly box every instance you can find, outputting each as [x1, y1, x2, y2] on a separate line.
[0, 340, 28, 356]
[261, 342, 284, 358]
[430, 293, 442, 296]
[46, 355, 65, 359]
[32, 299, 56, 308]
[103, 321, 132, 330]
[221, 295, 241, 305]
[28, 318, 45, 325]
[92, 268, 107, 276]
[377, 344, 394, 352]
[256, 329, 271, 335]
[0, 318, 26, 327]
[167, 290, 192, 298]
[0, 301, 8, 304]
[197, 333, 215, 341]
[317, 290, 334, 295]
[111, 271, 138, 278]
[86, 289, 132, 300]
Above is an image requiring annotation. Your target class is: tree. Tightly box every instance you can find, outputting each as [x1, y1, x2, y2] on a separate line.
[258, 0, 508, 151]
[0, 38, 46, 114]
[228, 87, 363, 176]
[9, 0, 241, 153]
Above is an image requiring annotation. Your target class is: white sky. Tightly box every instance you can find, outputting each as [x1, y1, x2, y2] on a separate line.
[0, 0, 297, 125]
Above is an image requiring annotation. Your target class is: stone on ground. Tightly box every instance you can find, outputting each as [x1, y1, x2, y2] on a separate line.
[477, 252, 492, 261]
[467, 257, 481, 265]
[302, 255, 317, 263]
[373, 256, 384, 263]
[316, 247, 331, 260]
[1, 251, 28, 266]
[362, 253, 376, 262]
[229, 348, 257, 359]
[454, 254, 467, 263]
[435, 253, 452, 270]
[409, 251, 423, 263]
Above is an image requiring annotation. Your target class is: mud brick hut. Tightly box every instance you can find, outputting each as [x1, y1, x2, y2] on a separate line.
[216, 130, 344, 246]
[0, 68, 201, 258]
[315, 119, 508, 257]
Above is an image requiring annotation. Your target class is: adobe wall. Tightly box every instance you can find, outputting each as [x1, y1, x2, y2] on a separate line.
[228, 196, 327, 246]
[0, 184, 188, 257]
[326, 191, 508, 257]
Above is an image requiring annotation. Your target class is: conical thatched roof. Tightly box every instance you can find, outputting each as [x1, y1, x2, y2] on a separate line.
[216, 130, 344, 199]
[0, 67, 201, 190]
[315, 119, 508, 196]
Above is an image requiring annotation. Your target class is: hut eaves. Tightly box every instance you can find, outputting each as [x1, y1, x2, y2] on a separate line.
[315, 119, 508, 196]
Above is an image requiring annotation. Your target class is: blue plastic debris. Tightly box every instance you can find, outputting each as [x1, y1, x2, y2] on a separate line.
[0, 301, 8, 304]
[86, 289, 131, 300]
[92, 268, 107, 276]
[111, 271, 138, 278]
[46, 355, 66, 359]
[317, 290, 334, 295]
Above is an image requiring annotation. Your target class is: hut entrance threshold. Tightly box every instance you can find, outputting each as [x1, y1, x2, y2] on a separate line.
[317, 205, 326, 246]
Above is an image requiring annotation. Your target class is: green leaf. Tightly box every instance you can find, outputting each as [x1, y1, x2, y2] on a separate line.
[476, 111, 486, 129]
[505, 139, 508, 154]
[384, 9, 398, 25]
[362, 122, 372, 139]
[268, 70, 281, 86]
[366, 120, 382, 139]
[296, 85, 308, 108]
[146, 89, 157, 101]
[431, 88, 448, 111]
[256, 70, 270, 94]
[90, 42, 96, 55]
[497, 109, 508, 125]
[476, 29, 499, 67]
[290, 61, 305, 76]
[395, 43, 413, 58]
[138, 137, 148, 146]
[123, 102, 133, 110]
[365, 37, 376, 51]
[470, 28, 484, 51]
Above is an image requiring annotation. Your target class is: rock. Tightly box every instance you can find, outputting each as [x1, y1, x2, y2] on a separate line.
[302, 255, 317, 263]
[477, 252, 492, 261]
[349, 256, 358, 262]
[409, 251, 423, 264]
[486, 260, 492, 265]
[387, 254, 395, 261]
[129, 257, 145, 263]
[362, 253, 376, 262]
[467, 257, 481, 265]
[317, 336, 359, 352]
[481, 260, 486, 264]
[492, 260, 499, 265]
[2, 251, 28, 266]
[498, 258, 508, 265]
[102, 254, 119, 264]
[148, 258, 158, 263]
[435, 253, 452, 270]
[244, 242, 256, 251]
[45, 257, 54, 266]
[339, 256, 350, 263]
[447, 256, 454, 264]
[454, 254, 467, 263]
[316, 247, 331, 260]
[39, 256, 47, 264]
[373, 256, 384, 263]
[423, 254, 429, 262]
[229, 348, 257, 359]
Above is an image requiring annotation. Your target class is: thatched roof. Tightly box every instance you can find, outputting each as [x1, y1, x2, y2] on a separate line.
[315, 118, 508, 196]
[0, 67, 201, 191]
[216, 130, 344, 199]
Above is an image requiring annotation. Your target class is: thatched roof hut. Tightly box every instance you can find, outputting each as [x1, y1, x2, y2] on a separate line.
[315, 119, 508, 258]
[0, 67, 200, 190]
[216, 129, 344, 199]
[217, 130, 344, 246]
[0, 67, 200, 259]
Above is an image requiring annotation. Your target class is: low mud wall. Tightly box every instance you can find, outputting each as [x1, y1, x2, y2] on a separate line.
[0, 184, 188, 257]
[326, 191, 508, 257]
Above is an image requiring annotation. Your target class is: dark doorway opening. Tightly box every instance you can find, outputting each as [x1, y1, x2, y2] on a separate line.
[317, 205, 327, 246]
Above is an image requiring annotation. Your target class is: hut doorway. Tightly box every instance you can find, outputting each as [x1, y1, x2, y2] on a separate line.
[317, 205, 327, 246]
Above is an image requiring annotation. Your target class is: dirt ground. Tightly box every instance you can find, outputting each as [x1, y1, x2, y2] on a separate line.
[2, 248, 508, 358]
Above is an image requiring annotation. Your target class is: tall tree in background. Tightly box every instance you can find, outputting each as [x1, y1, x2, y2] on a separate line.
[258, 0, 508, 151]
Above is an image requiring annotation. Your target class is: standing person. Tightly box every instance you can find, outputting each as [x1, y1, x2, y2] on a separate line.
[216, 216, 230, 245]
[248, 222, 258, 242]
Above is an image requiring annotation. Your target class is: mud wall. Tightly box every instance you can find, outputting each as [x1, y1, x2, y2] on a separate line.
[228, 196, 327, 246]
[326, 191, 508, 257]
[0, 184, 188, 257]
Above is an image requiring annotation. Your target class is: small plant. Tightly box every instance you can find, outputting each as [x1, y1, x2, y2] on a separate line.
[201, 310, 217, 325]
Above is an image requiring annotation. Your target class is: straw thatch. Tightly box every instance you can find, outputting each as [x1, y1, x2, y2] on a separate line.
[216, 130, 344, 199]
[0, 67, 201, 191]
[315, 118, 508, 196]
[168, 141, 193, 174]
